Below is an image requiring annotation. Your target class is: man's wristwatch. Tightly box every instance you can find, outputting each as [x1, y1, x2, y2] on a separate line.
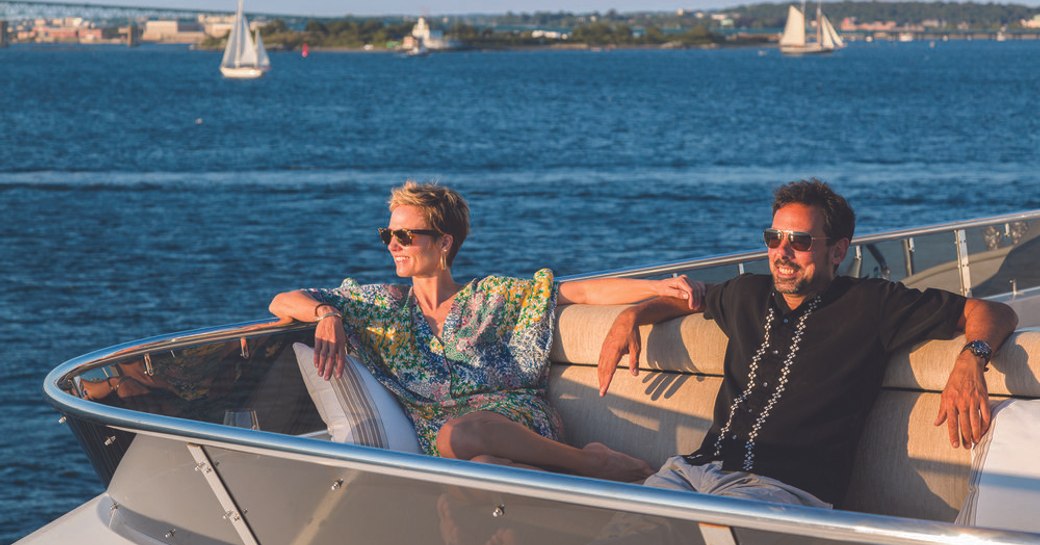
[961, 340, 993, 364]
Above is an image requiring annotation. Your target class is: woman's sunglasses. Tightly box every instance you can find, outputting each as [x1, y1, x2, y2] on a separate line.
[378, 227, 440, 246]
[763, 229, 830, 252]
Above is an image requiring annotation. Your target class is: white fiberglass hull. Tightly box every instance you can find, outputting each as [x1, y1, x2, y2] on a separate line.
[780, 43, 836, 55]
[220, 66, 267, 79]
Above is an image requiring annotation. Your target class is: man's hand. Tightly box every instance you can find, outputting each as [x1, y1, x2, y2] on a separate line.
[934, 350, 991, 448]
[598, 310, 641, 397]
[653, 275, 706, 310]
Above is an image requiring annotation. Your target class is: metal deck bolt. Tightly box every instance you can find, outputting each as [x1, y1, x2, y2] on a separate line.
[58, 416, 67, 424]
[331, 479, 344, 490]
[164, 529, 176, 538]
[492, 505, 505, 518]
[104, 436, 117, 446]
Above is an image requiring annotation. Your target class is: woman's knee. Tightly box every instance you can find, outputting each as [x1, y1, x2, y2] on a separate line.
[469, 454, 513, 465]
[436, 412, 500, 459]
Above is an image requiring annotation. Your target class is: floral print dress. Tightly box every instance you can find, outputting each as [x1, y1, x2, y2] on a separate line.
[307, 268, 562, 455]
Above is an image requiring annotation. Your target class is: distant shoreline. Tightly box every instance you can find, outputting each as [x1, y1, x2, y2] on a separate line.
[7, 35, 1038, 53]
[177, 40, 753, 53]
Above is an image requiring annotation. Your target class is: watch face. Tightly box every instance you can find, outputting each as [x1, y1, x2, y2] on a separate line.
[966, 340, 992, 360]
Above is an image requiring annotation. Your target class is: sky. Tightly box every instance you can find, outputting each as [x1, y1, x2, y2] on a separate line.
[32, 0, 764, 17]
[22, 0, 1040, 17]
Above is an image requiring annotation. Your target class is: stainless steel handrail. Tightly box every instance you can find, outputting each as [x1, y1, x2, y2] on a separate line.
[49, 318, 313, 387]
[561, 209, 1040, 281]
[44, 339, 1039, 545]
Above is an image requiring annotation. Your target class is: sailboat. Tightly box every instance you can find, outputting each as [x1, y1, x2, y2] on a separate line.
[779, 1, 845, 55]
[405, 37, 429, 57]
[220, 0, 271, 79]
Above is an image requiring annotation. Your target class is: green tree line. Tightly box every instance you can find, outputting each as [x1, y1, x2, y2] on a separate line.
[730, 2, 1040, 29]
[200, 18, 726, 50]
[442, 3, 1039, 32]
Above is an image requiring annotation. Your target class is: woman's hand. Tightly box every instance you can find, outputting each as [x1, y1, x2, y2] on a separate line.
[653, 275, 705, 310]
[314, 315, 346, 380]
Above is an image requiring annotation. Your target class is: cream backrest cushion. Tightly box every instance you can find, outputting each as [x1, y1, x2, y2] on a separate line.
[293, 343, 421, 453]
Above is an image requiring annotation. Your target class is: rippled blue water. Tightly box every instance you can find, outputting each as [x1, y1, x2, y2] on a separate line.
[1, 41, 1039, 542]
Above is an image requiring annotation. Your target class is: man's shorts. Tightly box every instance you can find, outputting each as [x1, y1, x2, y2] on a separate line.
[644, 456, 832, 508]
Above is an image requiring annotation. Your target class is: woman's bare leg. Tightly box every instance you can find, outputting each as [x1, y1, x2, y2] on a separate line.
[436, 411, 653, 482]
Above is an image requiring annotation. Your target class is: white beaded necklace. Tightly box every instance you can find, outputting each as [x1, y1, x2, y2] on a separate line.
[712, 294, 822, 471]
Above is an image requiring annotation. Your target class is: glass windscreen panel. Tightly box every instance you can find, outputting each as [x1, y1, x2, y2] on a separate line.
[838, 239, 912, 283]
[737, 257, 770, 276]
[892, 231, 962, 293]
[651, 263, 742, 284]
[71, 329, 323, 435]
[646, 257, 770, 285]
[964, 218, 1040, 297]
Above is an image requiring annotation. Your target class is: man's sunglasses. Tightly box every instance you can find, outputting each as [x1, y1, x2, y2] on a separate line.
[378, 227, 440, 246]
[763, 229, 830, 252]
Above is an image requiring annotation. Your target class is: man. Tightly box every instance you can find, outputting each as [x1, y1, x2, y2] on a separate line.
[597, 179, 1018, 507]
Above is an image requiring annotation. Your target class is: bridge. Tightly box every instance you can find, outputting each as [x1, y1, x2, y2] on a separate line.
[0, 1, 314, 24]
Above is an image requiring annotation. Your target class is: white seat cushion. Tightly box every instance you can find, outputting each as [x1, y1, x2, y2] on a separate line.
[956, 399, 1040, 532]
[293, 342, 421, 453]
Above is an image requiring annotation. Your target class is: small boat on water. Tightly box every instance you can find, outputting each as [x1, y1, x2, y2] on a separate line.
[405, 39, 429, 57]
[220, 0, 270, 79]
[16, 210, 1040, 544]
[780, 1, 845, 55]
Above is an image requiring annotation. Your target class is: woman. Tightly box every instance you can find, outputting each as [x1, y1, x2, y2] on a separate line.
[270, 181, 702, 482]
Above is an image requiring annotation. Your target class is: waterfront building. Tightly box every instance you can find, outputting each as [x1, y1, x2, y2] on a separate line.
[31, 18, 99, 43]
[198, 14, 235, 38]
[408, 17, 457, 50]
[141, 20, 206, 43]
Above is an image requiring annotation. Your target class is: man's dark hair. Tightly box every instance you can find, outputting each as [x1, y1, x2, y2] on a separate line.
[772, 179, 856, 243]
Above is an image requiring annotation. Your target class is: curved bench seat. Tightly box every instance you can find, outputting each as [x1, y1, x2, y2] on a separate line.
[547, 304, 1040, 521]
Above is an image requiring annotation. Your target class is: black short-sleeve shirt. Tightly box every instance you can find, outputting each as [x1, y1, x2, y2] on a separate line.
[684, 274, 966, 505]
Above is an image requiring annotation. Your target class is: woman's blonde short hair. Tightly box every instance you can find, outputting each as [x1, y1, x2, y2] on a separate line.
[388, 181, 470, 266]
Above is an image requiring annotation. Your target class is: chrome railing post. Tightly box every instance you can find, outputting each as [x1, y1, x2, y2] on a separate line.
[849, 245, 863, 278]
[903, 237, 916, 278]
[954, 228, 973, 297]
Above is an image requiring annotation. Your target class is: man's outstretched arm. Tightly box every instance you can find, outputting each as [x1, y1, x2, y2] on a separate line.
[597, 295, 704, 397]
[936, 298, 1018, 448]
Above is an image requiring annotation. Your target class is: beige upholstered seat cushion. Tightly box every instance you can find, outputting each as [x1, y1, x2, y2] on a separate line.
[843, 391, 976, 521]
[885, 330, 1040, 396]
[547, 304, 1038, 522]
[549, 365, 718, 469]
[550, 305, 728, 374]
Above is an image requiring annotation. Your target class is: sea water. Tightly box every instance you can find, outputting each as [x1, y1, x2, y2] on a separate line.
[1, 41, 1039, 542]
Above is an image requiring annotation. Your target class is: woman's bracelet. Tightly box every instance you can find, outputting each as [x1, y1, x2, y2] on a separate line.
[317, 310, 342, 322]
[313, 303, 333, 317]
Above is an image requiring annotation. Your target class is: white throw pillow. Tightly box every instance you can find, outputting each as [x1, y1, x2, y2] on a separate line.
[956, 399, 1040, 532]
[292, 342, 421, 453]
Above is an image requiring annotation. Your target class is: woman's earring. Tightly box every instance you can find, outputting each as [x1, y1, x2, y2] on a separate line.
[440, 251, 448, 271]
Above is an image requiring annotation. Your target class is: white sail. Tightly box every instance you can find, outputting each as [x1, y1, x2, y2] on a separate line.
[779, 5, 806, 47]
[820, 15, 835, 48]
[254, 29, 270, 69]
[221, 0, 258, 69]
[820, 15, 845, 48]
